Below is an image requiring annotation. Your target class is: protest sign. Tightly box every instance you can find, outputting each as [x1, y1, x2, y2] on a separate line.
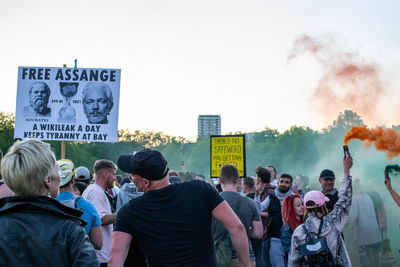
[210, 135, 246, 178]
[14, 66, 121, 142]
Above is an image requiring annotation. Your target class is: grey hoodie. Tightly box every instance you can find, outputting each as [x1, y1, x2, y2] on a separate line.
[116, 182, 144, 212]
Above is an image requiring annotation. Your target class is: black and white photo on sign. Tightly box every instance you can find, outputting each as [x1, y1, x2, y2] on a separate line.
[23, 81, 52, 118]
[58, 82, 78, 123]
[81, 82, 114, 125]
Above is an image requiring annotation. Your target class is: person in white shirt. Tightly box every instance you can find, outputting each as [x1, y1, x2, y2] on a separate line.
[83, 159, 117, 266]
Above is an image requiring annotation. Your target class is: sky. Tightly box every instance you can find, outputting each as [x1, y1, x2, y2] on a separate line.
[1, 0, 400, 140]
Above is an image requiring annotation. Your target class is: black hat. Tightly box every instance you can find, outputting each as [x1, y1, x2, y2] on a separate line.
[319, 169, 335, 179]
[118, 149, 169, 180]
[120, 177, 131, 186]
[169, 176, 182, 184]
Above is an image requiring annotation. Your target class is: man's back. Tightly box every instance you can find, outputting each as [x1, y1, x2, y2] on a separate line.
[115, 180, 223, 266]
[55, 191, 101, 234]
[212, 191, 261, 261]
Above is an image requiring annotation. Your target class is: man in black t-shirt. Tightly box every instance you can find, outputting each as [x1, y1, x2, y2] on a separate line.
[243, 177, 256, 199]
[109, 149, 250, 267]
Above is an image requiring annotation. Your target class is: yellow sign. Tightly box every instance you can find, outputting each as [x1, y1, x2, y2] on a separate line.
[210, 135, 246, 178]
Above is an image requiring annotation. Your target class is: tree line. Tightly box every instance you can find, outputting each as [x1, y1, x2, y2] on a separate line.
[1, 110, 395, 184]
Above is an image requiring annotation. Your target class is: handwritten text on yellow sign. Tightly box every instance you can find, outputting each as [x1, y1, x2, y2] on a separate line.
[211, 135, 245, 177]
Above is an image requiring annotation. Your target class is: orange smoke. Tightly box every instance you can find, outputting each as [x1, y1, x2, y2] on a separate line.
[288, 34, 386, 126]
[344, 125, 400, 160]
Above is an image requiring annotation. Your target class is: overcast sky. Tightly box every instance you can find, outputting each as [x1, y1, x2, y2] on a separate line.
[1, 0, 399, 140]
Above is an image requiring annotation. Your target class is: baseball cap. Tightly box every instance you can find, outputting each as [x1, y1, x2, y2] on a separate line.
[75, 166, 91, 181]
[304, 190, 330, 208]
[169, 175, 182, 184]
[120, 177, 131, 186]
[57, 159, 75, 187]
[319, 169, 335, 179]
[118, 149, 169, 180]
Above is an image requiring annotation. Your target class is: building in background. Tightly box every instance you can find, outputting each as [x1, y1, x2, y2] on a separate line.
[198, 115, 221, 137]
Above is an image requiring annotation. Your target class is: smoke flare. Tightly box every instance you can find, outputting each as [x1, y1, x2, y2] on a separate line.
[344, 125, 400, 160]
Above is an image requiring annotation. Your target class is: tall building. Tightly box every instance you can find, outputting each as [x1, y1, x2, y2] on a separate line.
[198, 115, 221, 137]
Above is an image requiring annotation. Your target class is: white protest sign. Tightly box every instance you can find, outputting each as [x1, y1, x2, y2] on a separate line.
[14, 66, 121, 142]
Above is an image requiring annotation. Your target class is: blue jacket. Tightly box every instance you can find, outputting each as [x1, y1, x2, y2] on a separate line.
[281, 223, 293, 255]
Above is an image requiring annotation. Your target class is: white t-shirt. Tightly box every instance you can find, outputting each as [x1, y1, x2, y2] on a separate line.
[82, 183, 112, 263]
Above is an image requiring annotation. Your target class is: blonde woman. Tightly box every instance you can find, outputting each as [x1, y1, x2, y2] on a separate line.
[0, 138, 97, 266]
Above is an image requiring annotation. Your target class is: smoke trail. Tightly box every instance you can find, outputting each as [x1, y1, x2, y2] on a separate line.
[288, 34, 387, 126]
[344, 125, 400, 160]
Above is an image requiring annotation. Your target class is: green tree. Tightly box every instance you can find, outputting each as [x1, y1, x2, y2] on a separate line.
[162, 142, 183, 171]
[118, 129, 187, 148]
[320, 110, 364, 157]
[275, 126, 320, 175]
[246, 127, 280, 174]
[0, 112, 15, 154]
[325, 110, 363, 132]
[250, 127, 279, 143]
[186, 138, 210, 176]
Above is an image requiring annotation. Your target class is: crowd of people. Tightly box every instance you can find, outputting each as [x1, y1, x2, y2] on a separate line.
[0, 138, 399, 266]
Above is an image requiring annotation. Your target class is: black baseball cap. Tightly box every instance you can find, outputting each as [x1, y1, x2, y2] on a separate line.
[118, 149, 169, 180]
[169, 176, 182, 184]
[319, 169, 335, 179]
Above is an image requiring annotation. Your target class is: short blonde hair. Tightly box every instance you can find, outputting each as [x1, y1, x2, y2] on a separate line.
[1, 138, 57, 196]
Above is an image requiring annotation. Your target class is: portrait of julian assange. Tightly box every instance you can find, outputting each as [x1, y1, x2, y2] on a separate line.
[23, 82, 52, 118]
[82, 82, 114, 124]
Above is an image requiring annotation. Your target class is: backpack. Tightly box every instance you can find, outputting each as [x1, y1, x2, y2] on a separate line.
[266, 192, 283, 239]
[300, 218, 336, 267]
[105, 189, 117, 213]
[215, 195, 243, 267]
[59, 195, 84, 211]
[260, 185, 275, 240]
